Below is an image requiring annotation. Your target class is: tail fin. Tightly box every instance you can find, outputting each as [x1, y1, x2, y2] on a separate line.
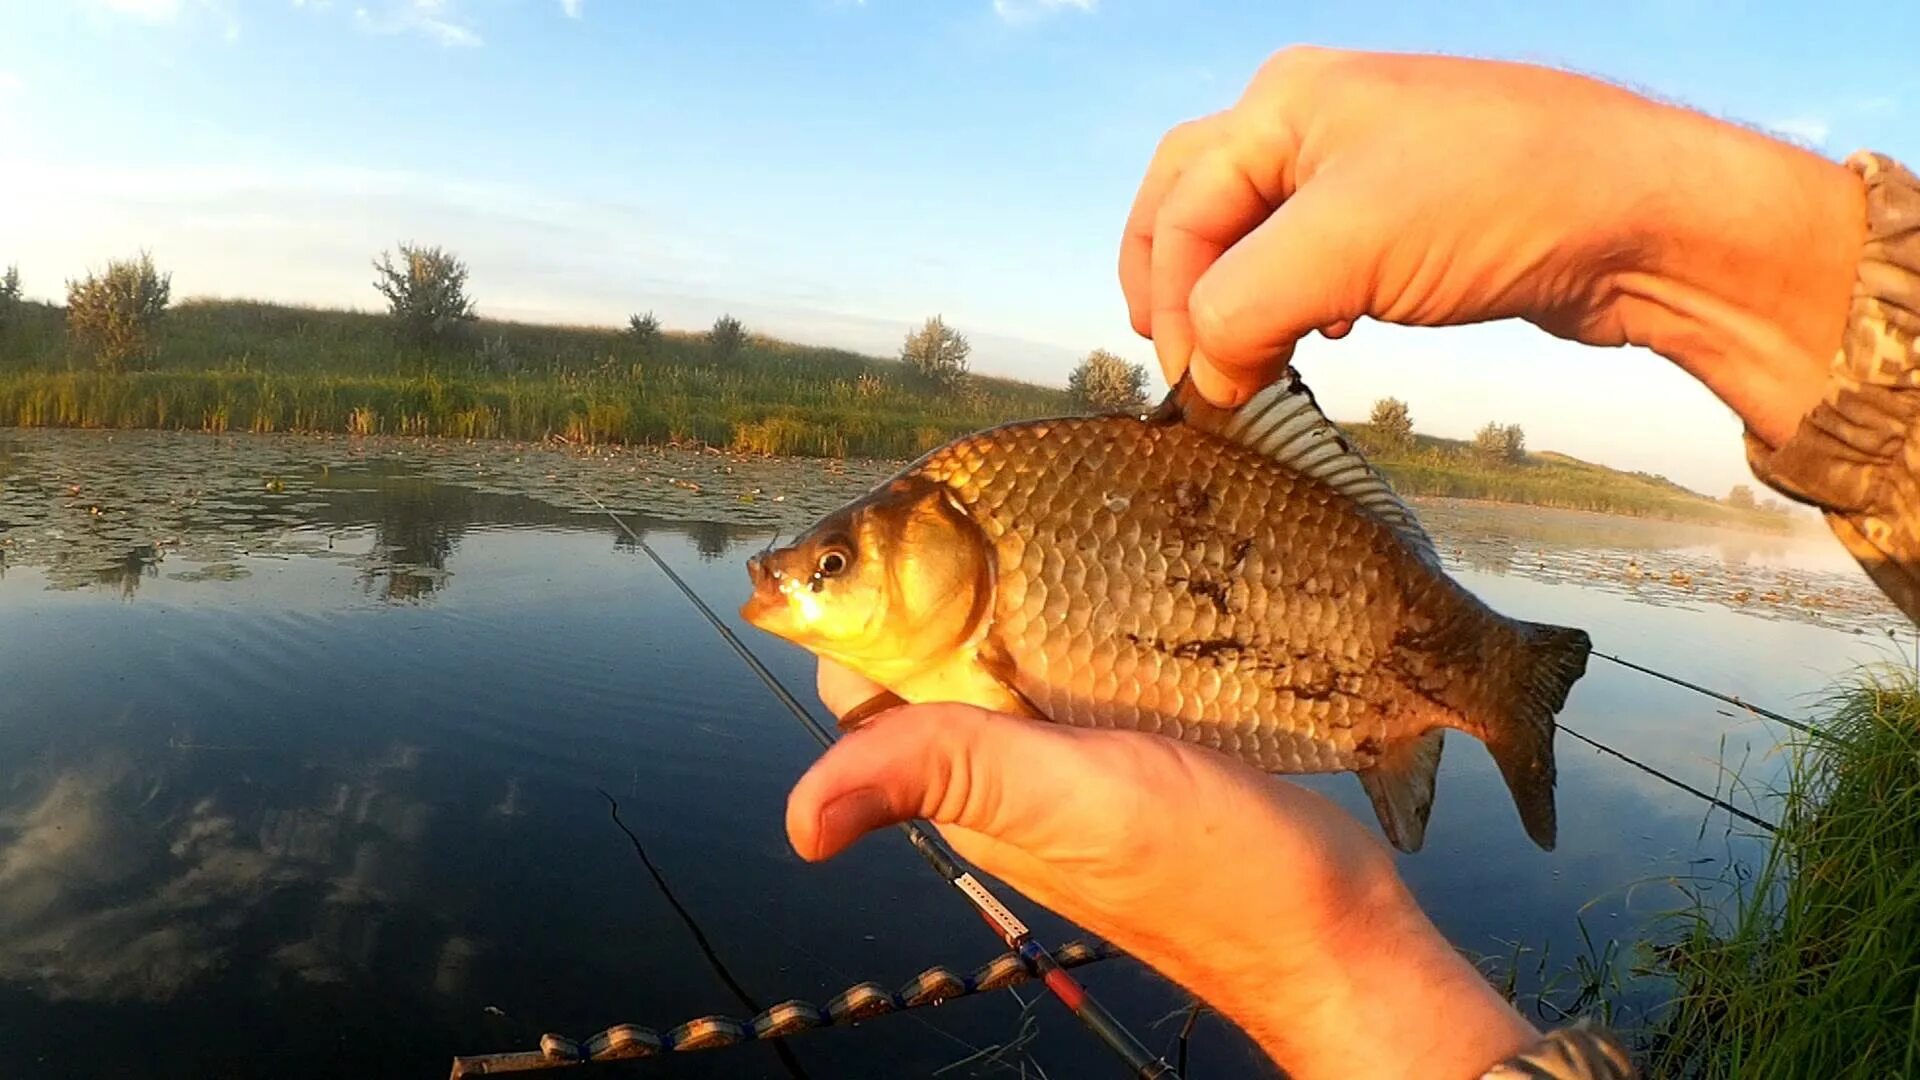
[1485, 621, 1591, 851]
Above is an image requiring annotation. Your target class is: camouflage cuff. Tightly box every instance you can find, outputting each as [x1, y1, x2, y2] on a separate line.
[1480, 1021, 1637, 1079]
[1745, 151, 1920, 622]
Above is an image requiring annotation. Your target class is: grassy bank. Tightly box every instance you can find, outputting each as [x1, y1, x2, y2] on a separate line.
[1345, 423, 1792, 531]
[0, 297, 1783, 527]
[1636, 672, 1920, 1077]
[0, 298, 1068, 459]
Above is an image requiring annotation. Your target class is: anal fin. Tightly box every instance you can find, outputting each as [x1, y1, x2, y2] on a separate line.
[1355, 730, 1445, 853]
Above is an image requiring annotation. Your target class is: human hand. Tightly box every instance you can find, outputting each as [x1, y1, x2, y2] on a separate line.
[787, 660, 1539, 1079]
[1122, 47, 1864, 447]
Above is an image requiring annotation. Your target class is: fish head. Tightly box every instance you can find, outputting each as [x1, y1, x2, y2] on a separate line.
[740, 478, 991, 679]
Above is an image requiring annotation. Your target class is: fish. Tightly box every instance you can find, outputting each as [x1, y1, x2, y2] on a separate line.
[740, 374, 1591, 852]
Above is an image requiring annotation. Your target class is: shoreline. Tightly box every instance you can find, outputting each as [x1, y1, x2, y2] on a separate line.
[2, 422, 1800, 537]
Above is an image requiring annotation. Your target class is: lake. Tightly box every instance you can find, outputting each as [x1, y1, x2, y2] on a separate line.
[0, 428, 1909, 1079]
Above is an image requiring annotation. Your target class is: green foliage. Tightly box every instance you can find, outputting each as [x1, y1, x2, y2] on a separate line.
[1638, 672, 1920, 1078]
[0, 264, 20, 331]
[475, 334, 518, 374]
[1067, 348, 1149, 412]
[1726, 484, 1757, 510]
[65, 252, 171, 372]
[1473, 421, 1526, 463]
[1369, 397, 1413, 449]
[627, 311, 660, 354]
[708, 313, 745, 361]
[372, 243, 477, 349]
[900, 315, 970, 386]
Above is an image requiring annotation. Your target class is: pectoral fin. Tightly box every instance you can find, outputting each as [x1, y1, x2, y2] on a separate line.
[838, 690, 907, 732]
[882, 638, 1050, 723]
[1355, 730, 1445, 853]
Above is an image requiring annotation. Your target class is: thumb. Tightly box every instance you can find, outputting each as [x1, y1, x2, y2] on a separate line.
[1187, 177, 1382, 403]
[786, 704, 1051, 861]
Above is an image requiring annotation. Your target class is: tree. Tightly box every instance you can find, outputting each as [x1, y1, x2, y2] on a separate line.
[66, 252, 171, 371]
[1473, 421, 1526, 463]
[1067, 348, 1149, 411]
[0, 264, 19, 332]
[1727, 484, 1757, 510]
[372, 243, 476, 348]
[900, 315, 970, 385]
[708, 313, 745, 360]
[1369, 397, 1414, 449]
[627, 311, 661, 354]
[1502, 423, 1526, 461]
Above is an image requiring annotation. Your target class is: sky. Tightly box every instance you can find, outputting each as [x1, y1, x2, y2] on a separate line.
[1, 1, 1916, 497]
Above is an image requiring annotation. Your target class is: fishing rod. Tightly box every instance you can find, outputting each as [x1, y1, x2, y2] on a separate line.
[585, 493, 1178, 1080]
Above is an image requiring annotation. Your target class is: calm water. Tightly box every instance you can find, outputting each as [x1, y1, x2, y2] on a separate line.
[0, 429, 1909, 1079]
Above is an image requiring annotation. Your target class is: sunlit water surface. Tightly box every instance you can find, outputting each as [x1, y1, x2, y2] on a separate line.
[0, 430, 1907, 1079]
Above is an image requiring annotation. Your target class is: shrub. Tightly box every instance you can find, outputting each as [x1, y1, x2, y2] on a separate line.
[66, 252, 171, 371]
[476, 334, 518, 374]
[900, 315, 969, 386]
[1369, 397, 1414, 449]
[627, 311, 661, 354]
[1067, 348, 1149, 412]
[708, 314, 745, 361]
[1473, 421, 1527, 463]
[372, 243, 477, 348]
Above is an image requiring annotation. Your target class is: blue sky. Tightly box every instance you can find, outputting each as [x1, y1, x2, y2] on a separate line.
[1, 1, 1915, 496]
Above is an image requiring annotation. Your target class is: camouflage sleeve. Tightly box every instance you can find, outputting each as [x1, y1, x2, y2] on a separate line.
[1480, 1021, 1637, 1079]
[1745, 152, 1920, 622]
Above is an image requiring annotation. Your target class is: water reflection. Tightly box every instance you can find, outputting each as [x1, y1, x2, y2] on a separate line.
[0, 428, 1912, 1078]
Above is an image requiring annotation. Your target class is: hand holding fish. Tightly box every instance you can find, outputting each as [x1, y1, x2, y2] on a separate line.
[1122, 47, 1863, 449]
[789, 659, 1541, 1080]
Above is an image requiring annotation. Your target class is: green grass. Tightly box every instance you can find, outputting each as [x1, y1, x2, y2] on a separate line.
[0, 298, 1067, 459]
[0, 296, 1783, 526]
[1636, 671, 1920, 1078]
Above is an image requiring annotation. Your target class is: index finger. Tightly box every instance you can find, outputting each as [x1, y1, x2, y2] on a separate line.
[1120, 113, 1225, 338]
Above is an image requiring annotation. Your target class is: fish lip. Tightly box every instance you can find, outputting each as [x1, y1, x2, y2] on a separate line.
[738, 588, 780, 628]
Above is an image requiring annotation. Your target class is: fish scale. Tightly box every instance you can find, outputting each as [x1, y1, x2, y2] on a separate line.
[915, 417, 1403, 774]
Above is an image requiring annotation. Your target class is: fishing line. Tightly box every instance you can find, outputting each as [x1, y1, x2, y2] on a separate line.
[596, 789, 814, 1080]
[1558, 723, 1777, 833]
[1592, 651, 1817, 736]
[585, 492, 1177, 1080]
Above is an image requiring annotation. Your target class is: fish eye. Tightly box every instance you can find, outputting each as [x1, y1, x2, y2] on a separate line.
[816, 549, 849, 578]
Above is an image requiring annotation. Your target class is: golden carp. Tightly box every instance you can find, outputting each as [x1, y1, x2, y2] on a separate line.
[741, 375, 1590, 852]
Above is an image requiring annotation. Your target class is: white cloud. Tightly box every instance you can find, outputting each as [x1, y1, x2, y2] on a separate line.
[1768, 115, 1831, 147]
[992, 0, 1095, 24]
[558, 0, 581, 17]
[352, 0, 481, 47]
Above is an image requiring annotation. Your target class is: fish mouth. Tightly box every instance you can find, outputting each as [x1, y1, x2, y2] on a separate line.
[739, 554, 785, 630]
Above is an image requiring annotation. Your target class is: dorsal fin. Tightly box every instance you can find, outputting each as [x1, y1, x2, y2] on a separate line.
[1155, 372, 1438, 566]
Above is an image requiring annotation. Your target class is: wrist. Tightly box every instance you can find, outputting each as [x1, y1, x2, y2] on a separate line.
[1244, 872, 1537, 1078]
[1613, 110, 1864, 446]
[1144, 838, 1536, 1079]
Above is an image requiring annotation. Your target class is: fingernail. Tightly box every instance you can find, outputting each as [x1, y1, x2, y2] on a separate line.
[814, 787, 893, 858]
[1190, 354, 1245, 407]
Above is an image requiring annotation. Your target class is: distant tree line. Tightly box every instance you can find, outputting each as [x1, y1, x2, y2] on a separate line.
[4, 246, 1152, 419]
